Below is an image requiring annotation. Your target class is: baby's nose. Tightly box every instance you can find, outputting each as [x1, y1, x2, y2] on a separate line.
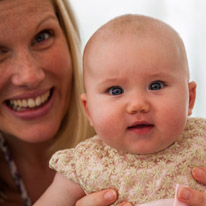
[126, 95, 151, 114]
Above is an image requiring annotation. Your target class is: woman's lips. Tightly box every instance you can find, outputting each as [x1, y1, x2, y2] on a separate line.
[4, 88, 55, 120]
[7, 90, 51, 111]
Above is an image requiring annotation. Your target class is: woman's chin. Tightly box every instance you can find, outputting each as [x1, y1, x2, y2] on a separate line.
[11, 123, 60, 144]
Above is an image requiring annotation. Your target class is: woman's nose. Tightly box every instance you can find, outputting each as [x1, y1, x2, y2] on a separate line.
[11, 51, 45, 89]
[126, 94, 151, 114]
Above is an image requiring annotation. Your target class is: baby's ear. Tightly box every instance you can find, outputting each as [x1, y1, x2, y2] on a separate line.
[80, 94, 93, 126]
[188, 81, 196, 116]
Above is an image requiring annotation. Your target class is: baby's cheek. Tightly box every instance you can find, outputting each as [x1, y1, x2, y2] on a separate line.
[91, 106, 124, 147]
[94, 117, 117, 137]
[95, 120, 114, 138]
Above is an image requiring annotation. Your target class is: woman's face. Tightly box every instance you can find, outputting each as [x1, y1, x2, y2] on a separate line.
[0, 0, 72, 142]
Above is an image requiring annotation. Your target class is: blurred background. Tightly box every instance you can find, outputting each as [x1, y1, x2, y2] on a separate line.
[69, 0, 206, 118]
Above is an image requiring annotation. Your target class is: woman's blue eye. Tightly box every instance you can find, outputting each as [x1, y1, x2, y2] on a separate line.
[0, 47, 10, 62]
[149, 81, 164, 90]
[32, 30, 52, 45]
[108, 86, 124, 95]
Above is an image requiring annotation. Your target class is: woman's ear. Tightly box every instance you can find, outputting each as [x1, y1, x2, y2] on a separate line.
[80, 94, 94, 126]
[188, 81, 197, 116]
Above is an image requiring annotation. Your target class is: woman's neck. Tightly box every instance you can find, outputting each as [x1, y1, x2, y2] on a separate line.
[2, 133, 53, 165]
[1, 133, 56, 203]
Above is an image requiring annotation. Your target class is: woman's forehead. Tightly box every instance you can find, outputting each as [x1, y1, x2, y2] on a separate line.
[0, 0, 56, 34]
[0, 0, 55, 20]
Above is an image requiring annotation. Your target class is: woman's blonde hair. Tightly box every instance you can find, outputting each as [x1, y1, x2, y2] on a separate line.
[49, 0, 95, 153]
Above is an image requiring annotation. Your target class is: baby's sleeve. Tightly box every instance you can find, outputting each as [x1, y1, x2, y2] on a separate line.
[49, 149, 79, 184]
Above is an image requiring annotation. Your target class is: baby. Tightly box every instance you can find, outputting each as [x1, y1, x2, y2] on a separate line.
[34, 14, 206, 206]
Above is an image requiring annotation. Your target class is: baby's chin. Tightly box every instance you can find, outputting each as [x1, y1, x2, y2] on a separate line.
[117, 143, 174, 155]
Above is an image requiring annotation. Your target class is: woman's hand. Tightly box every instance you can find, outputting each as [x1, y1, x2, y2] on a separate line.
[177, 167, 206, 205]
[75, 189, 132, 206]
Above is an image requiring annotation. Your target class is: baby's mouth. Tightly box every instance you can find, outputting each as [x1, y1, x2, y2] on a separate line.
[5, 88, 53, 112]
[128, 121, 154, 131]
[128, 124, 153, 128]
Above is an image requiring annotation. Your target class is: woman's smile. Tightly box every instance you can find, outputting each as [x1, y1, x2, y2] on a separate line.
[6, 88, 52, 111]
[4, 88, 55, 120]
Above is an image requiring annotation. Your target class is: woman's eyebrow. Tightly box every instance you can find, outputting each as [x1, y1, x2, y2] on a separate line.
[36, 15, 57, 31]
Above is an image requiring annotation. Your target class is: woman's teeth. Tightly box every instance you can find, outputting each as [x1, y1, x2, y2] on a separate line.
[8, 91, 50, 111]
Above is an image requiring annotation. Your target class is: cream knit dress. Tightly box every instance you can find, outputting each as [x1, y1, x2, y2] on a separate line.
[49, 117, 206, 205]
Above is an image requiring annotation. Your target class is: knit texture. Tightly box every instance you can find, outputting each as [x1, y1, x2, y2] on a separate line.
[50, 117, 206, 205]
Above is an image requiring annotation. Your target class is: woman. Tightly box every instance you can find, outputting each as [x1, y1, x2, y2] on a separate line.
[0, 0, 88, 204]
[0, 0, 126, 205]
[0, 0, 205, 206]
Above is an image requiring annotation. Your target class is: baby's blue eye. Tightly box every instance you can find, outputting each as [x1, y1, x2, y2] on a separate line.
[108, 86, 124, 95]
[149, 81, 164, 90]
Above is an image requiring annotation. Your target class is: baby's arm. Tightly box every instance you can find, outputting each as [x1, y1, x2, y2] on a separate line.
[34, 172, 85, 206]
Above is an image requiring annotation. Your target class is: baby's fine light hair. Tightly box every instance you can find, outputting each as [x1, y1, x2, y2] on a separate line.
[83, 14, 189, 82]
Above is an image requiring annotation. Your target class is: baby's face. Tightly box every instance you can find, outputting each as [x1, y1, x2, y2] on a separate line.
[82, 34, 196, 154]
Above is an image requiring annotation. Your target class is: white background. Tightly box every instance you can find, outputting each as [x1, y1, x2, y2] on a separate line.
[69, 0, 206, 118]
